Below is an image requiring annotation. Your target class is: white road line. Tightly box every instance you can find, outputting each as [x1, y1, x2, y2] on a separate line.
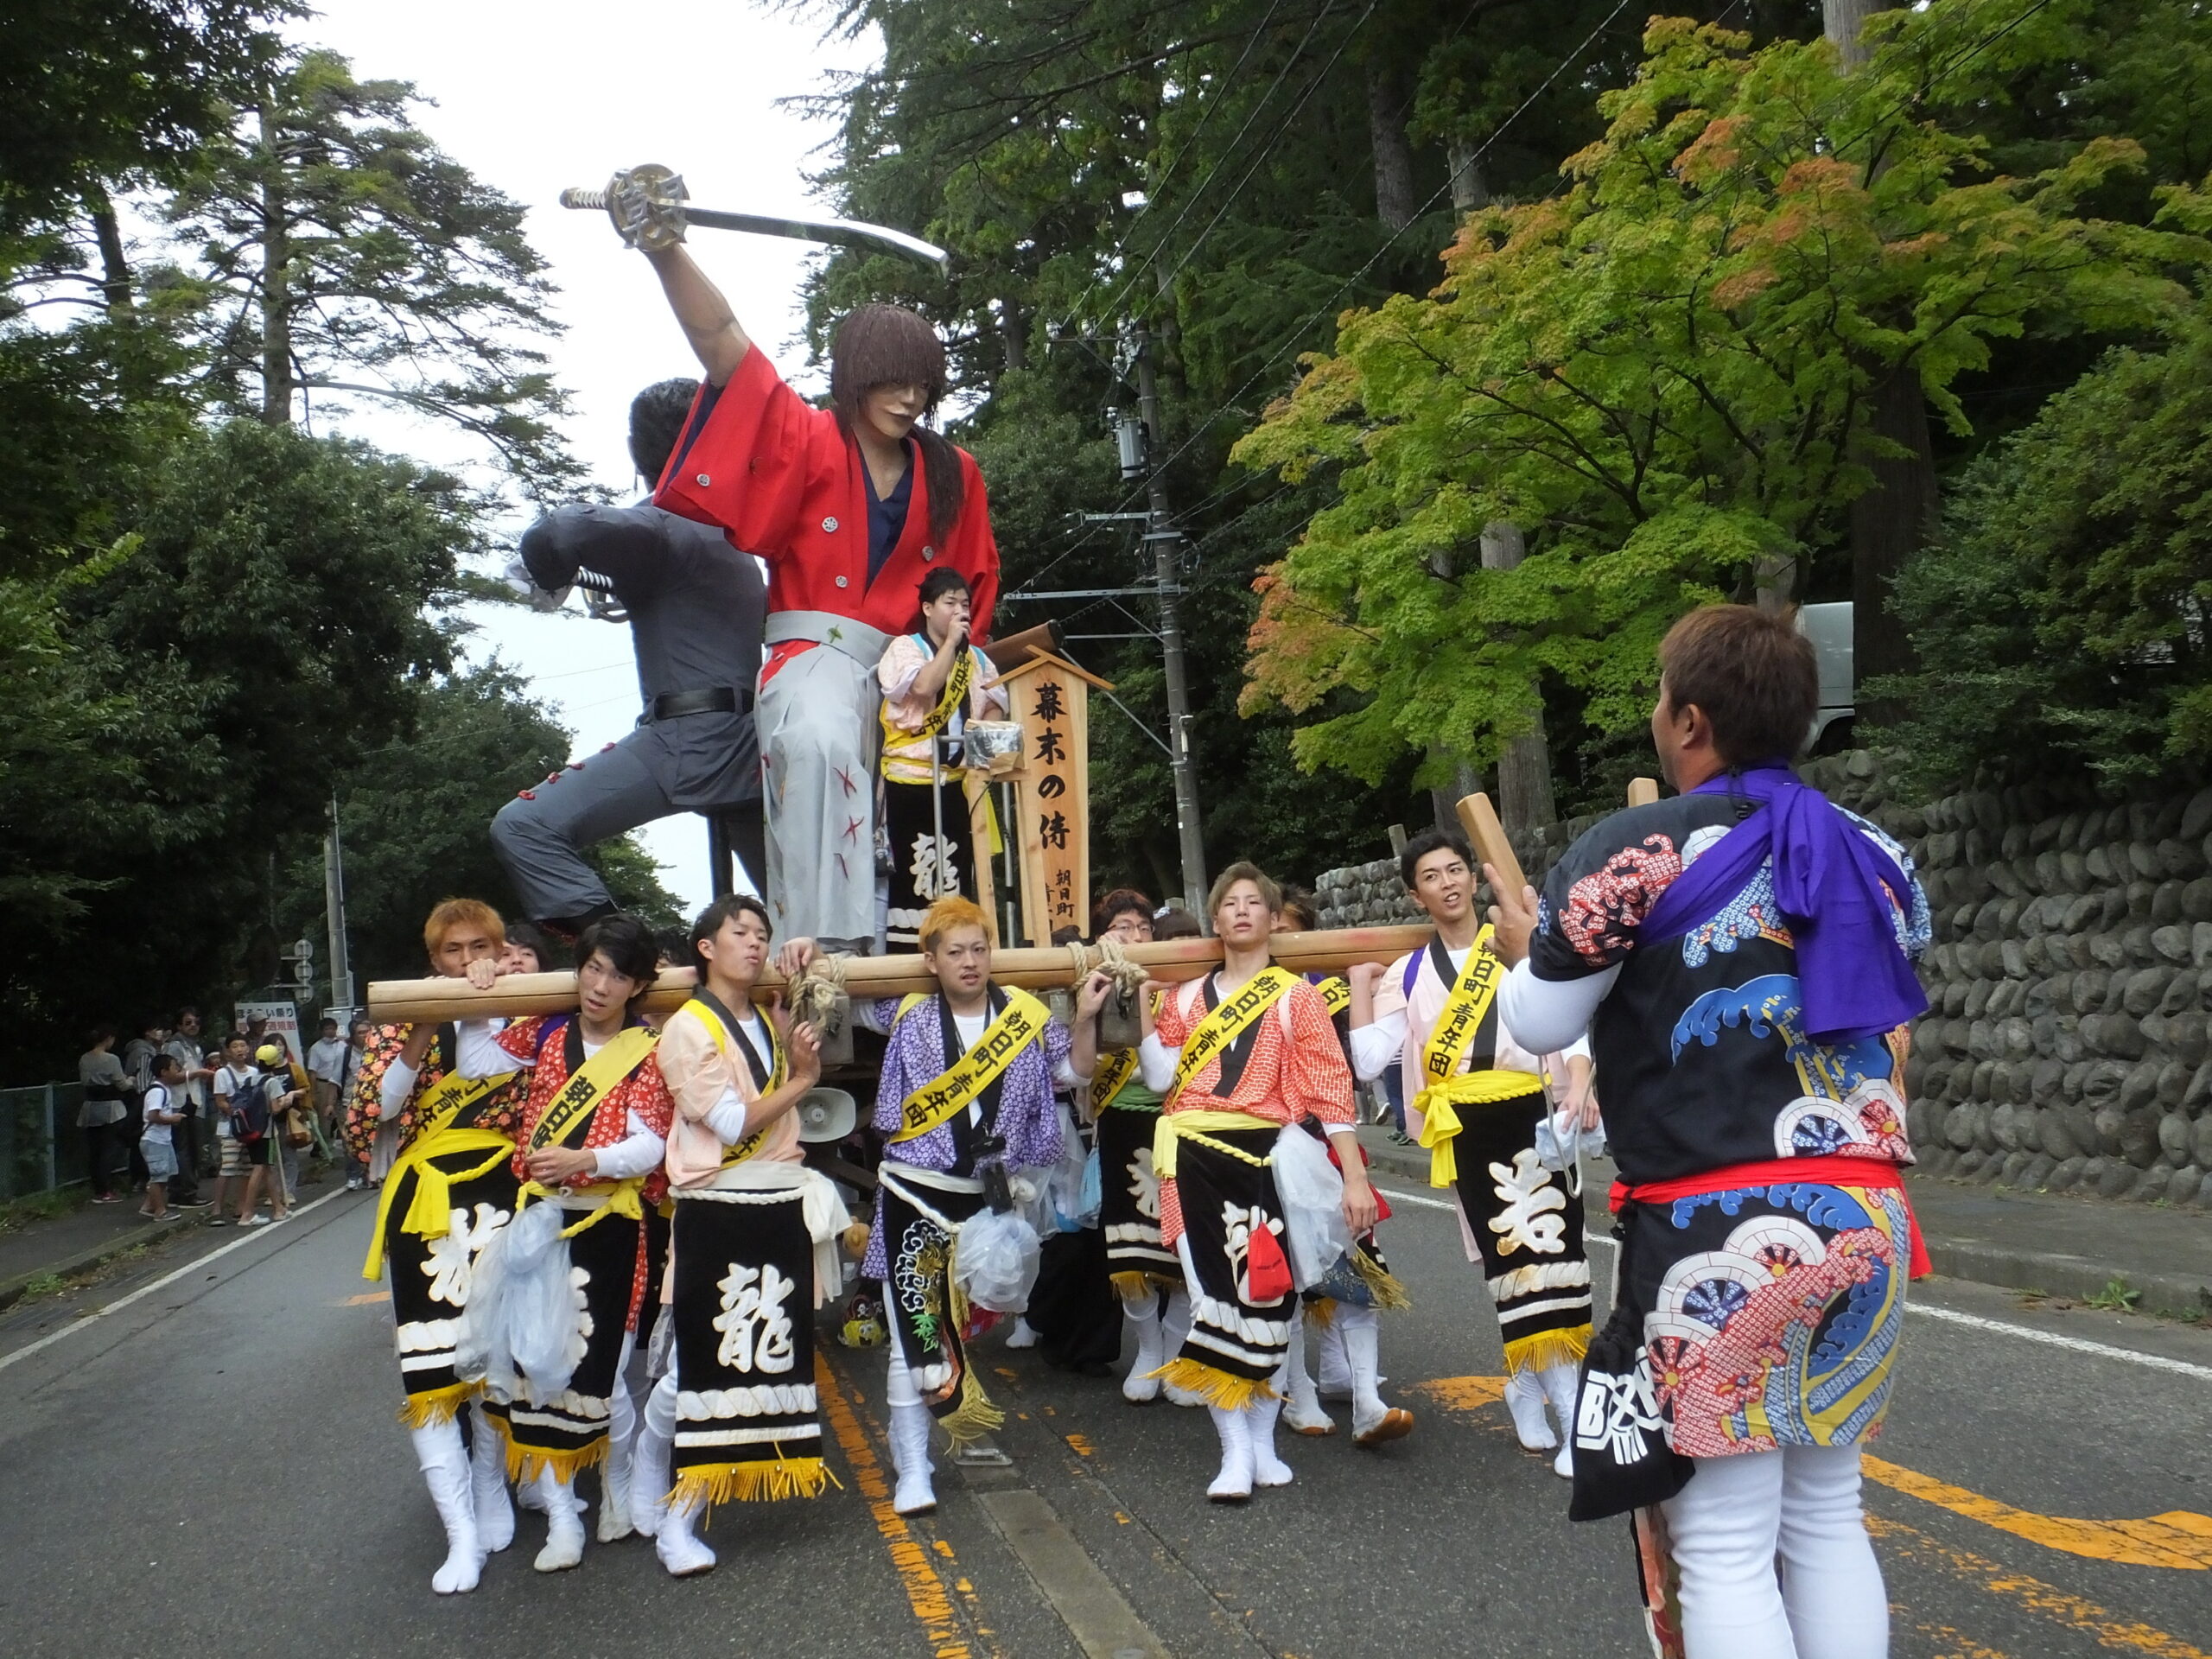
[1903, 1303, 2212, 1381]
[1374, 1183, 2212, 1381]
[0, 1188, 351, 1375]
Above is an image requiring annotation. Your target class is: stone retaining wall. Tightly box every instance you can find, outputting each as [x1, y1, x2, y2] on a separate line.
[1309, 754, 2212, 1210]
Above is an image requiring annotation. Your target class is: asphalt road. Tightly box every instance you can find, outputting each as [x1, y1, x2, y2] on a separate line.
[1, 1179, 2206, 1659]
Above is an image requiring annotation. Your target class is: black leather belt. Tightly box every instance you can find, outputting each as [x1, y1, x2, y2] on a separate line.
[649, 686, 750, 721]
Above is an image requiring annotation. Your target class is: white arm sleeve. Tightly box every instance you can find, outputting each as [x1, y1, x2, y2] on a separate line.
[1497, 960, 1619, 1054]
[588, 1108, 669, 1180]
[1137, 1033, 1178, 1094]
[454, 1018, 517, 1079]
[378, 1059, 416, 1122]
[702, 1086, 750, 1147]
[1052, 1055, 1082, 1090]
[1348, 1010, 1408, 1083]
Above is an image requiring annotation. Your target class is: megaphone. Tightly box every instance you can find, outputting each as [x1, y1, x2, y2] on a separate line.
[796, 1086, 857, 1144]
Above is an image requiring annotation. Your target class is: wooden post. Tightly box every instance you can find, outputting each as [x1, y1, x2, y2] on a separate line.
[1627, 777, 1661, 807]
[998, 649, 1113, 945]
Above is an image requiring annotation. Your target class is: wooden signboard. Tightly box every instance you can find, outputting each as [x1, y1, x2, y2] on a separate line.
[996, 648, 1113, 946]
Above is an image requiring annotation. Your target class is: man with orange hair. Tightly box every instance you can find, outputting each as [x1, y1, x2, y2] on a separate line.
[344, 898, 525, 1596]
[852, 897, 1105, 1516]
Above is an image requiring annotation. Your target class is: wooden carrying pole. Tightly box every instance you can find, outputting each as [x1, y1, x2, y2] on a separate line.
[1627, 776, 1661, 807]
[1454, 791, 1527, 899]
[367, 924, 1433, 1025]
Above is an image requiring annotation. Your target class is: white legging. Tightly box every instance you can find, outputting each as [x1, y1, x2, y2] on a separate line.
[1660, 1445, 1889, 1659]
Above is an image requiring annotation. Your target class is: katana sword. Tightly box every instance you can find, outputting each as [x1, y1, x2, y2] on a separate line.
[560, 163, 949, 272]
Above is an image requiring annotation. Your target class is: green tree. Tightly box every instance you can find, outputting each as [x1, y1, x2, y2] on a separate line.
[285, 666, 682, 984]
[160, 48, 577, 496]
[1876, 316, 2212, 789]
[1232, 11, 2205, 802]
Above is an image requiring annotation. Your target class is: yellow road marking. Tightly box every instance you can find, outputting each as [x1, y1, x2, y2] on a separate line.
[1870, 1517, 2209, 1659]
[1866, 1456, 2212, 1572]
[1065, 1433, 1095, 1459]
[1410, 1374, 1508, 1412]
[340, 1291, 389, 1306]
[817, 1353, 976, 1659]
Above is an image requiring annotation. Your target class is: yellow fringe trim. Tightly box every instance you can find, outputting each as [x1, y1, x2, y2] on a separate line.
[1109, 1270, 1179, 1303]
[669, 1456, 839, 1510]
[504, 1433, 608, 1489]
[938, 1364, 1007, 1452]
[1503, 1326, 1592, 1376]
[1149, 1356, 1278, 1410]
[1304, 1297, 1336, 1329]
[1355, 1250, 1414, 1313]
[394, 1379, 479, 1428]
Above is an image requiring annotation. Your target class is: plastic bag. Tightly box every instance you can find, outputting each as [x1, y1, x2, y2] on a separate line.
[953, 1205, 1043, 1313]
[1077, 1147, 1103, 1228]
[456, 1199, 579, 1402]
[1271, 1125, 1353, 1291]
[1535, 1105, 1605, 1190]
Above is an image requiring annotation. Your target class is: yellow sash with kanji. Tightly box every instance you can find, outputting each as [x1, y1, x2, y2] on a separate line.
[881, 640, 978, 781]
[1413, 928, 1541, 1187]
[1315, 976, 1351, 1016]
[362, 1057, 518, 1281]
[681, 996, 785, 1166]
[890, 988, 1051, 1144]
[518, 1024, 660, 1236]
[1090, 1047, 1141, 1114]
[1167, 966, 1296, 1104]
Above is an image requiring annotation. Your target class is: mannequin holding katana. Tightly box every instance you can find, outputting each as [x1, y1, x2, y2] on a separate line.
[577, 166, 999, 955]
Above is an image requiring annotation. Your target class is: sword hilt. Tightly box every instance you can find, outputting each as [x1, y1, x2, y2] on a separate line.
[560, 166, 688, 251]
[558, 187, 609, 211]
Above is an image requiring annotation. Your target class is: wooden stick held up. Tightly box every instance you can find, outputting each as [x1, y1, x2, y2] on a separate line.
[366, 925, 1433, 1025]
[1627, 776, 1661, 807]
[1454, 791, 1528, 899]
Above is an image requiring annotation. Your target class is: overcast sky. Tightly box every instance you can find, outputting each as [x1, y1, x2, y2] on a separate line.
[291, 0, 879, 916]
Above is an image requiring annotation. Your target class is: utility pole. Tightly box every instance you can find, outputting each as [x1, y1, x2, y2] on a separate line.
[1128, 332, 1208, 918]
[324, 794, 355, 1014]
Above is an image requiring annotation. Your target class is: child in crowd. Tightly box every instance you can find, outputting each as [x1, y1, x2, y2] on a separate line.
[137, 1054, 187, 1219]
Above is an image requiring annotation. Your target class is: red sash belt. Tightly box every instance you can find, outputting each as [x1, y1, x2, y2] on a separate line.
[1611, 1154, 1930, 1278]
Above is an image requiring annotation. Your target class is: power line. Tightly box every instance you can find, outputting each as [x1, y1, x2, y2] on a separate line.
[1015, 0, 1636, 595]
[1091, 0, 1364, 325]
[1135, 0, 1637, 497]
[1062, 0, 1296, 326]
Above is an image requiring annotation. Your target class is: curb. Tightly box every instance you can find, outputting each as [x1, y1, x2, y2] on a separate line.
[0, 1213, 193, 1313]
[1363, 1139, 2212, 1318]
[1916, 1239, 2211, 1319]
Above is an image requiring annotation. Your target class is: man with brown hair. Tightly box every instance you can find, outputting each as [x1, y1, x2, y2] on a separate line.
[346, 896, 525, 1595]
[1493, 603, 1930, 1659]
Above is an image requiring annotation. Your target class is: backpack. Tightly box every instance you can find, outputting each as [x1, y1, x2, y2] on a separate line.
[230, 1073, 272, 1143]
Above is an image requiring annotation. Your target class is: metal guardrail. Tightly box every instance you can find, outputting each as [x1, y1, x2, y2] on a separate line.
[0, 1084, 86, 1202]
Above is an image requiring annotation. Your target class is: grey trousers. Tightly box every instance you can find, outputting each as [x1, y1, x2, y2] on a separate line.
[492, 734, 765, 926]
[760, 644, 884, 947]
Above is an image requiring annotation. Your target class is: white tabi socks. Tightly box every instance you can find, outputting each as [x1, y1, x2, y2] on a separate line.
[1340, 1306, 1414, 1447]
[467, 1409, 512, 1554]
[1315, 1315, 1355, 1400]
[1504, 1367, 1558, 1451]
[1160, 1289, 1203, 1407]
[1281, 1316, 1335, 1436]
[1205, 1403, 1255, 1503]
[1005, 1316, 1040, 1350]
[410, 1419, 481, 1594]
[532, 1471, 586, 1573]
[597, 1367, 638, 1544]
[1250, 1370, 1294, 1487]
[886, 1351, 938, 1516]
[1121, 1288, 1166, 1404]
[631, 1371, 678, 1542]
[655, 1491, 716, 1577]
[1539, 1361, 1580, 1479]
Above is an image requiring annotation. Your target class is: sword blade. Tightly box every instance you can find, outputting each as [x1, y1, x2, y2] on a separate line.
[683, 207, 950, 271]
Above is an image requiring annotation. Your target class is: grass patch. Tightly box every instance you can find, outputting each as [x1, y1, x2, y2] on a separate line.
[0, 1188, 84, 1234]
[2086, 1278, 2143, 1313]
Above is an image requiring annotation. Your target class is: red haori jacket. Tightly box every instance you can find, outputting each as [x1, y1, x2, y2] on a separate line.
[652, 346, 1000, 683]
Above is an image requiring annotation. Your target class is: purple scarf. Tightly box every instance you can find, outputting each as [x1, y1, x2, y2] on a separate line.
[1640, 764, 1926, 1044]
